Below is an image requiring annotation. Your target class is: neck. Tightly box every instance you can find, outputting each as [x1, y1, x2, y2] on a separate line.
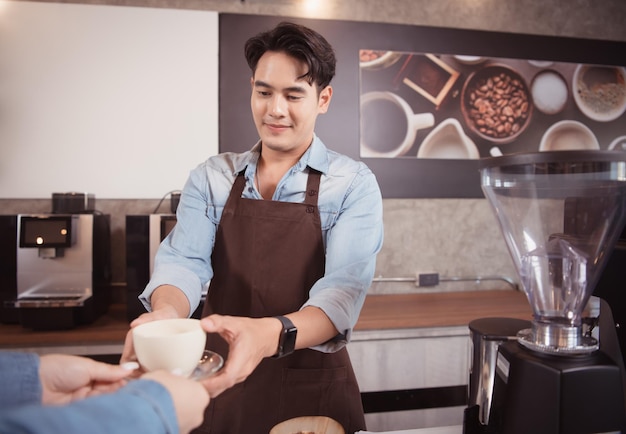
[256, 140, 311, 198]
[257, 153, 299, 198]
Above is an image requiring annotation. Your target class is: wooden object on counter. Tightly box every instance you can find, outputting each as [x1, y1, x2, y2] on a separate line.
[355, 289, 532, 331]
[270, 416, 344, 434]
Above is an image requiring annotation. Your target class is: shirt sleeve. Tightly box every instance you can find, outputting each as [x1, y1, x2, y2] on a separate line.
[139, 163, 219, 315]
[304, 163, 384, 352]
[0, 351, 42, 408]
[0, 379, 178, 434]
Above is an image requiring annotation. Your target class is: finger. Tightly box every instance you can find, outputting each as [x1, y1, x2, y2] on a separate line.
[129, 311, 155, 328]
[120, 329, 136, 364]
[88, 359, 136, 383]
[198, 371, 235, 398]
[87, 380, 129, 397]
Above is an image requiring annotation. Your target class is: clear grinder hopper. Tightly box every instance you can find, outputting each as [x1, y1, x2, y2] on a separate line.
[480, 150, 626, 355]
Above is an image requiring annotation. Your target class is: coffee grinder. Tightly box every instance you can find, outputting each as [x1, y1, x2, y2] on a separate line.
[464, 151, 626, 434]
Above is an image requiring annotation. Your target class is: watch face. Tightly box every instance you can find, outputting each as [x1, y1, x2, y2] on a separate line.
[274, 316, 297, 358]
[282, 327, 297, 356]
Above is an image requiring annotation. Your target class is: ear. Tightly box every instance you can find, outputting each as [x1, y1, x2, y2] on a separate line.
[318, 85, 333, 114]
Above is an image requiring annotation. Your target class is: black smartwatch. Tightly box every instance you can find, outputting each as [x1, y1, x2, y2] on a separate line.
[272, 315, 297, 358]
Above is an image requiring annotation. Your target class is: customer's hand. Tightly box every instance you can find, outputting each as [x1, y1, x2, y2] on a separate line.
[198, 314, 281, 397]
[142, 370, 210, 434]
[39, 354, 134, 405]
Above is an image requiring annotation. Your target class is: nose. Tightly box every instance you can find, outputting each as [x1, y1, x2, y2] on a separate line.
[268, 95, 287, 117]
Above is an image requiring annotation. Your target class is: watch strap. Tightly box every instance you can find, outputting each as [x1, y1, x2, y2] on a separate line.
[272, 315, 297, 358]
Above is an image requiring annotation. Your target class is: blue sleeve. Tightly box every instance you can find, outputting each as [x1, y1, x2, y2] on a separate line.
[139, 162, 217, 315]
[0, 351, 42, 408]
[305, 164, 384, 352]
[0, 379, 178, 434]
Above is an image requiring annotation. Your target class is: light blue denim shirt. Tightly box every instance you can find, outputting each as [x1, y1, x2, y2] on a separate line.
[140, 134, 384, 352]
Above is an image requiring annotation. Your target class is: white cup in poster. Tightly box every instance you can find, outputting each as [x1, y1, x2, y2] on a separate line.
[609, 135, 626, 151]
[573, 65, 626, 122]
[539, 120, 599, 152]
[360, 91, 435, 158]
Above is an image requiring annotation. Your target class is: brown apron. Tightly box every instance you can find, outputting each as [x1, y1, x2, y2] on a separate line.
[194, 169, 366, 434]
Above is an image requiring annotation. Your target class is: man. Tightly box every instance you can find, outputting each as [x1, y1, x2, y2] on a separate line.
[123, 21, 383, 433]
[0, 351, 209, 434]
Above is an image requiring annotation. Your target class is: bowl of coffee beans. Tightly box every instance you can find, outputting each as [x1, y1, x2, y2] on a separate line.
[461, 64, 533, 144]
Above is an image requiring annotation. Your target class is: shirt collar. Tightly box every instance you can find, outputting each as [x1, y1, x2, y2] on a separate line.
[301, 134, 330, 175]
[233, 134, 330, 176]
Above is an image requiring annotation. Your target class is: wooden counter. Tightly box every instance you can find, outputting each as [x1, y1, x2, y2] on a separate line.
[0, 290, 532, 354]
[0, 303, 130, 353]
[354, 289, 531, 331]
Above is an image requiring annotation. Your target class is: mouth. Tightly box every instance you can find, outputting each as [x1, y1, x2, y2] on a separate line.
[264, 122, 291, 133]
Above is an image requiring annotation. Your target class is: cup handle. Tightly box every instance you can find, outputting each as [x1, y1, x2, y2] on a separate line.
[490, 147, 503, 157]
[410, 112, 435, 131]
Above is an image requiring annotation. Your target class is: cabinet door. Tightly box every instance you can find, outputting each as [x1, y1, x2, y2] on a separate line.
[348, 333, 470, 392]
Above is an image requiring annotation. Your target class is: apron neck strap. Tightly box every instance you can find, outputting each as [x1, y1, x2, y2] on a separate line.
[304, 169, 321, 206]
[230, 167, 321, 206]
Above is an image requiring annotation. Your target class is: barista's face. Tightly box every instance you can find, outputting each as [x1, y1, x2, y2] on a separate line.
[250, 51, 332, 157]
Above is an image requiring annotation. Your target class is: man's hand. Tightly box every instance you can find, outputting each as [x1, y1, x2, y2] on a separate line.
[198, 315, 281, 397]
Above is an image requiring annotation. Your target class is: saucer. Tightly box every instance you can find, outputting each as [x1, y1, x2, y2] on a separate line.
[189, 350, 224, 381]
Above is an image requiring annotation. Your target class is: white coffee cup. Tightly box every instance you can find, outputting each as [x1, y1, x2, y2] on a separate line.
[539, 120, 599, 152]
[133, 318, 207, 377]
[360, 91, 435, 158]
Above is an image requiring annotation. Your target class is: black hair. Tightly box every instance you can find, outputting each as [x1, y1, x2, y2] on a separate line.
[244, 22, 336, 91]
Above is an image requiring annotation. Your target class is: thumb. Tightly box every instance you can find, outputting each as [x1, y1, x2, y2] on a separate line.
[200, 315, 219, 332]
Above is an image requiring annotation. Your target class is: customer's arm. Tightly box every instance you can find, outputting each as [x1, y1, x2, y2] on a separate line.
[0, 352, 132, 409]
[0, 352, 41, 408]
[0, 371, 209, 434]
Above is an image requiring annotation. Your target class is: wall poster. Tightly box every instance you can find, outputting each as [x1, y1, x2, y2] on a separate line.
[219, 14, 626, 198]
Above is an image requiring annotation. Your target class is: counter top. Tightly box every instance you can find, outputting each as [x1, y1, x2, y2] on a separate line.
[0, 289, 531, 354]
[354, 289, 531, 331]
[0, 303, 130, 354]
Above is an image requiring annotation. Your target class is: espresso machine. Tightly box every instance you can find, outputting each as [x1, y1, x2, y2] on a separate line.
[0, 212, 111, 329]
[464, 151, 626, 434]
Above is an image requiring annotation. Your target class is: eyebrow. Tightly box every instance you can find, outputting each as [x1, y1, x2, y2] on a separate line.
[254, 80, 308, 94]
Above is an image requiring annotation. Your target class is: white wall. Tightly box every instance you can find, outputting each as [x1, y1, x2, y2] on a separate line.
[0, 1, 218, 198]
